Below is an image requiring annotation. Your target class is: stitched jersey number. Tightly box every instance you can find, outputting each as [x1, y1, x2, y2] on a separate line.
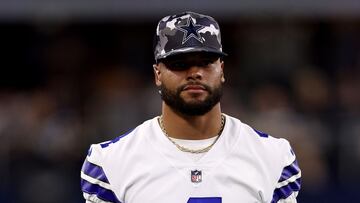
[187, 197, 222, 203]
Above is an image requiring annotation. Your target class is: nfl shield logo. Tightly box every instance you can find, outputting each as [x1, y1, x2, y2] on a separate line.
[191, 170, 202, 183]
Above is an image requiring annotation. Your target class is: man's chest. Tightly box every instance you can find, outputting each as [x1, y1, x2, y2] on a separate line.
[107, 159, 274, 203]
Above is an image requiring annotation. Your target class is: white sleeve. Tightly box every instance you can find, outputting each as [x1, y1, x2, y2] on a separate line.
[277, 192, 298, 203]
[271, 140, 301, 203]
[80, 145, 122, 203]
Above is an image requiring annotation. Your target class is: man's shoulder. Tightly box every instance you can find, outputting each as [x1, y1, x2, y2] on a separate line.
[85, 117, 157, 161]
[226, 114, 294, 158]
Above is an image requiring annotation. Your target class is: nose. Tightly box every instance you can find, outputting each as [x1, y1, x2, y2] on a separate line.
[186, 65, 203, 81]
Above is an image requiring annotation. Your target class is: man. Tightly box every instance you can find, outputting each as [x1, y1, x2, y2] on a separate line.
[80, 11, 301, 203]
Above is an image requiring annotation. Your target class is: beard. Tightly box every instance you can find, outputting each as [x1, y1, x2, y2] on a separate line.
[159, 82, 223, 116]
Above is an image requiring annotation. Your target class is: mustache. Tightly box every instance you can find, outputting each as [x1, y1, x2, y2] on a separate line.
[178, 82, 210, 92]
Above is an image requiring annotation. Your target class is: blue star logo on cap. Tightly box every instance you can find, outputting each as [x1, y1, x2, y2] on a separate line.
[176, 18, 205, 44]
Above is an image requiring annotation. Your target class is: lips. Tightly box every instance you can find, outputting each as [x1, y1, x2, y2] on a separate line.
[183, 84, 206, 91]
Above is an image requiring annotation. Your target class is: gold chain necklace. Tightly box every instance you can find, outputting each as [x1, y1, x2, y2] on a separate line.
[158, 114, 226, 154]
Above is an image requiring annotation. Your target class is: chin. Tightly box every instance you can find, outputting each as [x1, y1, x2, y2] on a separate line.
[183, 97, 207, 105]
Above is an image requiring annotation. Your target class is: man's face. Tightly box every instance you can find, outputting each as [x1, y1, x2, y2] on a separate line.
[154, 53, 225, 116]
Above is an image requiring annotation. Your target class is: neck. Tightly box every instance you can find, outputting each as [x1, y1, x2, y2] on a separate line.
[161, 102, 223, 140]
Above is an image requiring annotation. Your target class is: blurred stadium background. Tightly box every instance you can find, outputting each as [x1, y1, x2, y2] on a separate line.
[0, 0, 359, 202]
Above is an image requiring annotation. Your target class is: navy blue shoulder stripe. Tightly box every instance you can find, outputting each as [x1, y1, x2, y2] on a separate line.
[81, 179, 121, 203]
[279, 160, 300, 182]
[271, 177, 301, 203]
[271, 159, 301, 202]
[253, 128, 269, 138]
[101, 128, 134, 148]
[81, 159, 109, 183]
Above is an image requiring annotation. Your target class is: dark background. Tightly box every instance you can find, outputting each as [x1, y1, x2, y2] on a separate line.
[0, 1, 359, 202]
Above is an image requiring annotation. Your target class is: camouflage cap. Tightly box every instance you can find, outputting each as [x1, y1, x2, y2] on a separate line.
[154, 11, 227, 61]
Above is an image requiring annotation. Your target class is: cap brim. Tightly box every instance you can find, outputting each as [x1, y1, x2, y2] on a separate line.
[156, 47, 227, 60]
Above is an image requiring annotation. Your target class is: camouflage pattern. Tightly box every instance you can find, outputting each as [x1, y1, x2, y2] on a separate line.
[154, 11, 227, 61]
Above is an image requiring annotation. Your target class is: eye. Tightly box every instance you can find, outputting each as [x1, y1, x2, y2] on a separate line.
[198, 58, 217, 67]
[199, 60, 213, 67]
[165, 61, 189, 70]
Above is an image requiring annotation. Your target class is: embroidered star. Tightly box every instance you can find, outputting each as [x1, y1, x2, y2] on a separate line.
[176, 18, 205, 44]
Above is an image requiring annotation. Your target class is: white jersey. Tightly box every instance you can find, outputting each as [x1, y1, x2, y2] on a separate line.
[81, 114, 301, 203]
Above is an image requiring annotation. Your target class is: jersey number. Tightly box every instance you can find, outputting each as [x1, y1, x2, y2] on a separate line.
[187, 197, 222, 203]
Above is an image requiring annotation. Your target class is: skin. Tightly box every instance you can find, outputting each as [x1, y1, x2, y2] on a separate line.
[153, 53, 225, 140]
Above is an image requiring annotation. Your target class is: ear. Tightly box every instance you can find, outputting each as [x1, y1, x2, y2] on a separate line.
[220, 61, 225, 83]
[153, 64, 162, 86]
